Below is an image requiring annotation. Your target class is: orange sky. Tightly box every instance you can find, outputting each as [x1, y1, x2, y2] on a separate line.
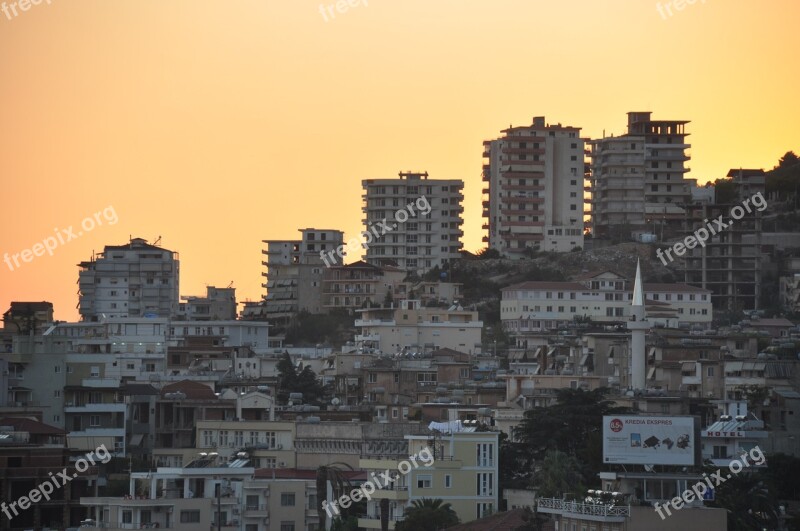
[1, 0, 799, 321]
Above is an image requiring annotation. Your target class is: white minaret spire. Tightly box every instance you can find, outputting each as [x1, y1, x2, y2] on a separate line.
[627, 259, 649, 390]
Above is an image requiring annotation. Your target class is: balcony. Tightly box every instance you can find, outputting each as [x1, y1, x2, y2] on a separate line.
[359, 514, 403, 530]
[65, 403, 127, 414]
[536, 497, 629, 522]
[244, 504, 269, 517]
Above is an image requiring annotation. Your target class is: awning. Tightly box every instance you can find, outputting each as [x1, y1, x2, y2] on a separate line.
[580, 354, 589, 366]
[726, 361, 743, 372]
[129, 434, 144, 446]
[648, 347, 657, 360]
[607, 346, 615, 359]
[647, 367, 656, 380]
[681, 362, 696, 372]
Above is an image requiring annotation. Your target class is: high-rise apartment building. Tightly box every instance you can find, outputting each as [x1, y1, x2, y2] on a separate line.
[261, 228, 344, 323]
[683, 169, 765, 311]
[78, 237, 180, 321]
[590, 112, 694, 241]
[362, 171, 464, 273]
[482, 116, 585, 256]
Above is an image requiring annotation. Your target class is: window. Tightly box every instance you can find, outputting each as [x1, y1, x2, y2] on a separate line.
[476, 472, 494, 496]
[180, 511, 201, 523]
[417, 475, 432, 488]
[90, 415, 101, 427]
[707, 367, 715, 377]
[54, 390, 61, 397]
[445, 475, 452, 488]
[368, 373, 377, 383]
[122, 511, 133, 524]
[55, 365, 61, 373]
[246, 495, 260, 510]
[90, 366, 100, 377]
[477, 443, 494, 467]
[477, 502, 494, 518]
[281, 493, 296, 506]
[280, 524, 295, 531]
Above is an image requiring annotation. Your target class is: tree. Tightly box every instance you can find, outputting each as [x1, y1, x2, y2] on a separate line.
[513, 388, 630, 490]
[533, 450, 585, 498]
[395, 498, 459, 531]
[276, 353, 324, 405]
[316, 462, 356, 530]
[477, 248, 502, 260]
[710, 471, 780, 531]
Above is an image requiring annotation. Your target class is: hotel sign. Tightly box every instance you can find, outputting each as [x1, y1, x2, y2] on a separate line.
[702, 430, 745, 438]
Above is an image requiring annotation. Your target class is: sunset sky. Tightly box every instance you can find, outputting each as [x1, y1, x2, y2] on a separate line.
[1, 0, 799, 321]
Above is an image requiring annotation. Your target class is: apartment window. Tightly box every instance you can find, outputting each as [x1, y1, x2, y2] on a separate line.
[122, 511, 133, 524]
[280, 524, 295, 531]
[54, 365, 61, 374]
[281, 493, 296, 506]
[445, 475, 452, 488]
[90, 415, 101, 427]
[180, 511, 201, 523]
[417, 475, 432, 488]
[707, 367, 715, 377]
[477, 502, 494, 519]
[477, 443, 494, 467]
[246, 495, 260, 510]
[203, 430, 214, 447]
[476, 472, 494, 496]
[54, 390, 61, 398]
[368, 373, 377, 383]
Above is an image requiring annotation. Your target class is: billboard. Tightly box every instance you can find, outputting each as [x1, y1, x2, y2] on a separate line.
[603, 415, 699, 466]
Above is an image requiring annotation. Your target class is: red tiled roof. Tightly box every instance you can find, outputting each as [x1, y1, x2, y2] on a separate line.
[644, 283, 711, 293]
[502, 281, 586, 291]
[253, 468, 367, 481]
[0, 417, 66, 435]
[160, 380, 218, 400]
[446, 508, 554, 531]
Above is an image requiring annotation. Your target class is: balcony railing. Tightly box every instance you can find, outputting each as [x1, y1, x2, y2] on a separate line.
[536, 498, 630, 519]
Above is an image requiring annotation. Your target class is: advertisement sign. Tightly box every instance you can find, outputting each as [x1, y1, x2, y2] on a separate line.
[603, 415, 699, 466]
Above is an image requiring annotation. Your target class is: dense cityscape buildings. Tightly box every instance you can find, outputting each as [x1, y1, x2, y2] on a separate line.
[2, 110, 800, 531]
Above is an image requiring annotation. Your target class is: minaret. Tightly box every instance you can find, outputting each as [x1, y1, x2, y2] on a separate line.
[627, 259, 649, 390]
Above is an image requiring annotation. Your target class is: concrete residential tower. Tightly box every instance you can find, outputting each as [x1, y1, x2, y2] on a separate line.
[362, 171, 464, 274]
[482, 116, 585, 256]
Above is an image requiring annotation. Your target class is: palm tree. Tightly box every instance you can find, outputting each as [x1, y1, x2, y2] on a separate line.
[712, 472, 780, 531]
[395, 498, 459, 531]
[316, 462, 355, 530]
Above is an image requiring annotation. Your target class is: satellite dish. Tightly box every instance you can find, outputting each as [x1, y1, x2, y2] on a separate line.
[331, 398, 341, 406]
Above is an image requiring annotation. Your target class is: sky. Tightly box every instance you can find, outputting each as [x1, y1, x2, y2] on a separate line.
[1, 0, 799, 321]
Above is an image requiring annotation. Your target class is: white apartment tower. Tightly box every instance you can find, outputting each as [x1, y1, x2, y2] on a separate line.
[590, 112, 694, 241]
[262, 228, 344, 323]
[362, 171, 464, 273]
[78, 237, 180, 321]
[482, 116, 585, 256]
